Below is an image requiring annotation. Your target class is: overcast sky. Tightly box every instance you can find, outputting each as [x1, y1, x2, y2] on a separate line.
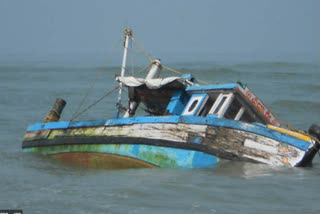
[0, 0, 319, 63]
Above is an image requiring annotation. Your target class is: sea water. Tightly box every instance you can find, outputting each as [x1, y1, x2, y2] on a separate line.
[0, 56, 319, 213]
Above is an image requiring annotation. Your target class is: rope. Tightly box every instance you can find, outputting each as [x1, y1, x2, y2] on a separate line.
[162, 65, 210, 85]
[70, 37, 122, 121]
[71, 86, 119, 120]
[131, 32, 209, 85]
[277, 115, 320, 145]
[285, 123, 297, 132]
[264, 105, 320, 146]
[50, 108, 61, 117]
[135, 63, 152, 76]
[298, 130, 320, 145]
[266, 107, 320, 145]
[131, 51, 134, 76]
[162, 65, 183, 75]
[190, 78, 209, 85]
[132, 34, 153, 63]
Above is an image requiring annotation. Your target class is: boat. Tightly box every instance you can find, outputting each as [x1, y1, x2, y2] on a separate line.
[22, 28, 320, 169]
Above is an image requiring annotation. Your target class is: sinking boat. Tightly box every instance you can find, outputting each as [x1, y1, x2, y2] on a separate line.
[22, 29, 320, 169]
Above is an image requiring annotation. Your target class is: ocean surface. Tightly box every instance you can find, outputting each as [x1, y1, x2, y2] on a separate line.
[0, 57, 319, 213]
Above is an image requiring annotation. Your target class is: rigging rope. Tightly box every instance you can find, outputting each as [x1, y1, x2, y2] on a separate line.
[265, 105, 320, 145]
[162, 65, 210, 85]
[132, 34, 153, 63]
[298, 130, 320, 145]
[70, 37, 122, 121]
[131, 51, 134, 76]
[135, 63, 152, 76]
[71, 86, 119, 120]
[270, 111, 320, 146]
[131, 32, 210, 85]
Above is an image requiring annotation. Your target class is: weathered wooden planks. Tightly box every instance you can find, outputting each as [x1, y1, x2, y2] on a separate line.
[23, 121, 308, 167]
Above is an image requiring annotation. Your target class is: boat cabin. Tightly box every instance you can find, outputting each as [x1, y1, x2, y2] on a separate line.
[167, 85, 266, 124]
[117, 75, 281, 127]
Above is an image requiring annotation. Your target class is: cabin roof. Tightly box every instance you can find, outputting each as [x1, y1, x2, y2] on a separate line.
[186, 83, 238, 91]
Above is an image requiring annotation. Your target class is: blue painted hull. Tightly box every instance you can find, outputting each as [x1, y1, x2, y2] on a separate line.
[26, 116, 311, 151]
[23, 144, 219, 168]
[23, 116, 318, 168]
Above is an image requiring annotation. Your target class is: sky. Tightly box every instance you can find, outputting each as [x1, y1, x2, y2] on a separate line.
[0, 0, 319, 63]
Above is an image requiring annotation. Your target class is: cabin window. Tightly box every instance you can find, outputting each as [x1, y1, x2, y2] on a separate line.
[182, 94, 208, 116]
[239, 111, 256, 123]
[205, 92, 266, 124]
[213, 96, 227, 114]
[208, 93, 234, 118]
[188, 100, 199, 112]
[198, 98, 214, 117]
[234, 107, 245, 120]
[224, 98, 245, 120]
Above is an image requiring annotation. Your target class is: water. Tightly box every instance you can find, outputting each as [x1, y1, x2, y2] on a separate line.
[0, 58, 319, 213]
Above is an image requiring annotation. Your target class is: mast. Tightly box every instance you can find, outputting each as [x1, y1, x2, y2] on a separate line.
[116, 28, 132, 118]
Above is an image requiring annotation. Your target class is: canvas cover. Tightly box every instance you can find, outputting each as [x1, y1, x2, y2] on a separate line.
[116, 76, 193, 89]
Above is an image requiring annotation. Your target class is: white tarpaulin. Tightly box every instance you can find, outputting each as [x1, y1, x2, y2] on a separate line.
[116, 76, 192, 89]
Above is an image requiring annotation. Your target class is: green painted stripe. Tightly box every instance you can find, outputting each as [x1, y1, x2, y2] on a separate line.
[23, 144, 219, 168]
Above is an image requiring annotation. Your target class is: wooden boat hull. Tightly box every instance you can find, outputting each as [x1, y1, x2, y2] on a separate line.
[48, 152, 158, 169]
[23, 144, 218, 169]
[22, 116, 318, 168]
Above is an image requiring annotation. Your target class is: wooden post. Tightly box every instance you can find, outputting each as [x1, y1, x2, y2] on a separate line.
[44, 98, 67, 122]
